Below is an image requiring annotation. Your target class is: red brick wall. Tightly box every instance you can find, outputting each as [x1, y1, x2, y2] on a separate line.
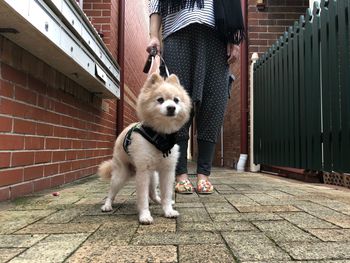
[0, 36, 116, 201]
[83, 0, 119, 60]
[83, 0, 149, 127]
[248, 0, 309, 58]
[123, 1, 149, 126]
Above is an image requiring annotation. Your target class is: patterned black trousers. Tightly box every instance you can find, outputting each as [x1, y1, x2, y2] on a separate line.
[163, 23, 230, 176]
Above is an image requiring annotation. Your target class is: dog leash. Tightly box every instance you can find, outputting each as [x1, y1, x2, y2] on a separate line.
[143, 47, 170, 77]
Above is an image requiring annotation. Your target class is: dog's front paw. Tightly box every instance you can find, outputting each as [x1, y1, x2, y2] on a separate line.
[164, 209, 179, 218]
[101, 203, 113, 212]
[139, 213, 154, 225]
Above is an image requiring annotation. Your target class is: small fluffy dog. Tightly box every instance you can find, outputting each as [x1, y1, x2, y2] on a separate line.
[98, 72, 191, 224]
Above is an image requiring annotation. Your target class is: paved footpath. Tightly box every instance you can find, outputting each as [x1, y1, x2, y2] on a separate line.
[1, 167, 350, 263]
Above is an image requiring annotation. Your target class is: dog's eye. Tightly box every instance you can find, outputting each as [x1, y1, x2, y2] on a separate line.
[157, 97, 164, 104]
[173, 97, 179, 104]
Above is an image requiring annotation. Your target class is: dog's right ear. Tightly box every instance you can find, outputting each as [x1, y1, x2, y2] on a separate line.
[147, 72, 163, 86]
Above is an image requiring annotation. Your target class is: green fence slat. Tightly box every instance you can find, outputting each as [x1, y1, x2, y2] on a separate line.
[329, 0, 341, 171]
[320, 0, 332, 172]
[288, 26, 295, 167]
[311, 2, 322, 170]
[299, 15, 307, 168]
[293, 21, 301, 168]
[276, 36, 284, 166]
[338, 0, 350, 172]
[304, 8, 313, 169]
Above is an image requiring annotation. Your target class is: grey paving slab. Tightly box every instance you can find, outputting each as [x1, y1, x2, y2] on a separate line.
[204, 202, 237, 213]
[234, 204, 300, 213]
[211, 212, 282, 222]
[176, 207, 212, 222]
[15, 223, 100, 234]
[278, 212, 340, 229]
[1, 166, 350, 262]
[8, 233, 89, 263]
[252, 220, 319, 242]
[0, 248, 24, 263]
[0, 234, 47, 248]
[131, 232, 223, 245]
[279, 242, 350, 260]
[307, 229, 350, 241]
[179, 244, 236, 263]
[67, 244, 177, 263]
[225, 194, 260, 206]
[177, 220, 256, 232]
[85, 221, 138, 246]
[222, 231, 291, 261]
[0, 210, 54, 234]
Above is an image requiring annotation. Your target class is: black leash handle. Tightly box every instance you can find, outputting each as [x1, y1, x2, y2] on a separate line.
[143, 47, 157, 74]
[143, 47, 170, 77]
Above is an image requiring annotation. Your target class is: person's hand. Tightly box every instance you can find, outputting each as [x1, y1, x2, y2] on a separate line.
[227, 43, 240, 64]
[147, 36, 161, 54]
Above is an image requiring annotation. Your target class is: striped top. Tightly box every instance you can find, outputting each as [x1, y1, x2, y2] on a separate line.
[149, 0, 215, 40]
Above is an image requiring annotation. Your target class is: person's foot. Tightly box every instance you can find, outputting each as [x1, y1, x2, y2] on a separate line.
[196, 174, 214, 194]
[175, 174, 194, 194]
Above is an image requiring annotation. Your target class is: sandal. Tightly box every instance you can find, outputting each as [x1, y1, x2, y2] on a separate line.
[196, 179, 214, 194]
[175, 179, 194, 194]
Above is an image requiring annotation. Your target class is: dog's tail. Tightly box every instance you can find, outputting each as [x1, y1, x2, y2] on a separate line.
[98, 159, 113, 181]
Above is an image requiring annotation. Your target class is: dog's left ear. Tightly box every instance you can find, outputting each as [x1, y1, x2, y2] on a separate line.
[166, 74, 180, 85]
[147, 72, 163, 86]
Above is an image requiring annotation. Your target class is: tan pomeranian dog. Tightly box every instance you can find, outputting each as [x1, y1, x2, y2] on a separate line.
[98, 72, 191, 224]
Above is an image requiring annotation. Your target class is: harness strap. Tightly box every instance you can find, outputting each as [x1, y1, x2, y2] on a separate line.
[123, 123, 177, 158]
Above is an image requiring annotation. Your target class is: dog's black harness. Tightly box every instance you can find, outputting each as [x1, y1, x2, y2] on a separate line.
[123, 123, 177, 158]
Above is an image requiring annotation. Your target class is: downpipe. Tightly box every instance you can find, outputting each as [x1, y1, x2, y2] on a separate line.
[238, 0, 248, 172]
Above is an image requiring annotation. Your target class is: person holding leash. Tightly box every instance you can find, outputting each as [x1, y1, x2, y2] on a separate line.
[147, 0, 244, 194]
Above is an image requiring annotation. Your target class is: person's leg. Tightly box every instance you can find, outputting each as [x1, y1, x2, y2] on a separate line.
[194, 25, 230, 187]
[162, 27, 194, 191]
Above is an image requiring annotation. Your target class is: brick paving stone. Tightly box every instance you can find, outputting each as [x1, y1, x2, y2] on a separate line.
[279, 242, 350, 260]
[131, 232, 223, 245]
[15, 223, 100, 234]
[222, 231, 291, 261]
[0, 248, 24, 263]
[9, 233, 89, 263]
[177, 221, 256, 232]
[175, 193, 201, 203]
[252, 220, 318, 242]
[225, 194, 260, 206]
[174, 202, 204, 208]
[85, 221, 138, 246]
[211, 212, 282, 222]
[0, 210, 54, 234]
[0, 234, 47, 247]
[307, 229, 350, 241]
[264, 190, 295, 199]
[67, 245, 177, 263]
[242, 261, 350, 263]
[204, 202, 237, 213]
[278, 212, 339, 229]
[40, 207, 88, 223]
[177, 207, 212, 222]
[244, 193, 282, 205]
[179, 244, 236, 263]
[2, 166, 350, 262]
[71, 214, 138, 224]
[234, 205, 300, 213]
[137, 221, 176, 234]
[199, 194, 228, 203]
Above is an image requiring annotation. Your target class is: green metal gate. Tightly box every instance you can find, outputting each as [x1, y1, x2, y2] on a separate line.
[253, 0, 350, 173]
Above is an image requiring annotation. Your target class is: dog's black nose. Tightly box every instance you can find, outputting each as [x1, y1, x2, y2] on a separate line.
[167, 106, 176, 116]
